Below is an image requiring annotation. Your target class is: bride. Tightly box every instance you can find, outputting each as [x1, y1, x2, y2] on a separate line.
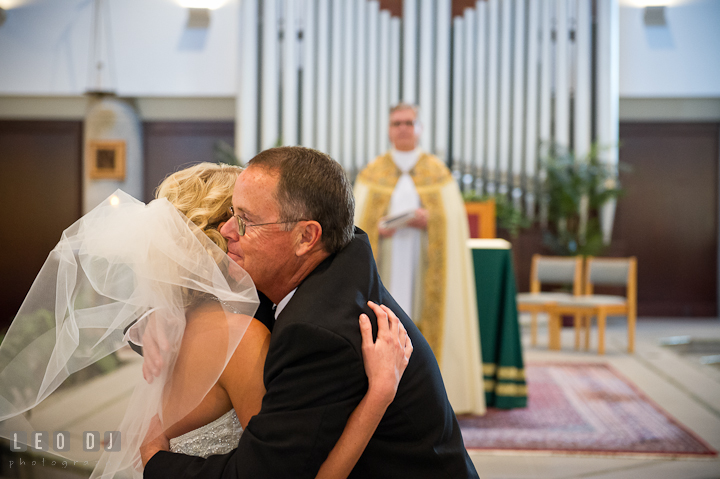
[0, 162, 411, 479]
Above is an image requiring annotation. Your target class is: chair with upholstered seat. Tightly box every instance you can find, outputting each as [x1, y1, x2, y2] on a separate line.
[551, 256, 637, 354]
[516, 255, 583, 348]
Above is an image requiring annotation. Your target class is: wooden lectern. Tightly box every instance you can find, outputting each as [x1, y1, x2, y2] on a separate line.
[465, 200, 496, 239]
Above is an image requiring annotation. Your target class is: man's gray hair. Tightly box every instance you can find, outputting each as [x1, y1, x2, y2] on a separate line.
[389, 102, 419, 117]
[247, 147, 355, 255]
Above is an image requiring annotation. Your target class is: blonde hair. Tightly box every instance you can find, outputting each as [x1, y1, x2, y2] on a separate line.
[156, 162, 241, 253]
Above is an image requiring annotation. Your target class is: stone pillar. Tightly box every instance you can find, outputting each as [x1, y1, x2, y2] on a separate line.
[83, 95, 143, 213]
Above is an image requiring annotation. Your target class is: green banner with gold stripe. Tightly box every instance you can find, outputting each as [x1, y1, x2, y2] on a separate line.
[472, 247, 527, 409]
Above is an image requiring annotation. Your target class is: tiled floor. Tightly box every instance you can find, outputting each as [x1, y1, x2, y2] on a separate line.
[468, 317, 720, 479]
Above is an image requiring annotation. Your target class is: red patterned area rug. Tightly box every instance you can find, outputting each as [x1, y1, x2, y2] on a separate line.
[458, 363, 717, 458]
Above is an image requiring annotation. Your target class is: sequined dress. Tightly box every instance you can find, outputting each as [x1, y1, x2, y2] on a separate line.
[169, 409, 243, 458]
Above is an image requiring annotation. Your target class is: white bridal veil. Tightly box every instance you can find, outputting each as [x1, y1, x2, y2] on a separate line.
[0, 190, 259, 478]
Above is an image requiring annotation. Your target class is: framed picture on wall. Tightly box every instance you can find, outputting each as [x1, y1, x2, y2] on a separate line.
[88, 140, 126, 180]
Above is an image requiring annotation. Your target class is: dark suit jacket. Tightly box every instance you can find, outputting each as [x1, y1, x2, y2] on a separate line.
[145, 229, 478, 479]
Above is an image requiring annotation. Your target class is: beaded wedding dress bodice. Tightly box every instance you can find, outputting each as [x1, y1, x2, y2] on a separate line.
[169, 409, 243, 458]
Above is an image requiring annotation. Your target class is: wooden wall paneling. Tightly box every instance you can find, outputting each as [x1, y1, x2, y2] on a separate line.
[380, 0, 481, 18]
[510, 123, 718, 317]
[143, 121, 235, 201]
[615, 122, 718, 317]
[0, 120, 82, 328]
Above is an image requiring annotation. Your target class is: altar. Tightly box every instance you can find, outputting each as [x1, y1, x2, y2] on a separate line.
[468, 238, 527, 409]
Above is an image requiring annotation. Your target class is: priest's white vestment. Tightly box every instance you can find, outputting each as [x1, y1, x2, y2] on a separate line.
[354, 150, 486, 415]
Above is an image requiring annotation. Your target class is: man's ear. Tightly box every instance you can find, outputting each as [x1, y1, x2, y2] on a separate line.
[295, 221, 323, 256]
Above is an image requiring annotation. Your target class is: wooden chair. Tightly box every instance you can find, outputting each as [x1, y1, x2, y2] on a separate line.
[516, 255, 583, 348]
[551, 256, 637, 354]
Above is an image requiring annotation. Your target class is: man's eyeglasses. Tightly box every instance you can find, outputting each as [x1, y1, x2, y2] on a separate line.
[228, 206, 305, 236]
[390, 120, 416, 128]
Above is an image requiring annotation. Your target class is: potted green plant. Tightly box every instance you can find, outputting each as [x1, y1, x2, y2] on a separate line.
[462, 191, 530, 238]
[540, 143, 625, 256]
[213, 140, 242, 166]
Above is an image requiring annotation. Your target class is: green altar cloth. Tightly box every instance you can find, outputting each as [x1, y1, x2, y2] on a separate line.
[468, 239, 527, 409]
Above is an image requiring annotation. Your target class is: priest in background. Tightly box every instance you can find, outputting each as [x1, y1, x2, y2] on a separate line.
[354, 103, 486, 415]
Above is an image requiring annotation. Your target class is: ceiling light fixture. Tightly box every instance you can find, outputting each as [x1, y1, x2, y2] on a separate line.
[643, 6, 667, 26]
[187, 7, 210, 28]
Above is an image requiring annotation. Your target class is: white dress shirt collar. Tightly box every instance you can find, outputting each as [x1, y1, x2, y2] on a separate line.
[391, 148, 421, 174]
[274, 288, 298, 320]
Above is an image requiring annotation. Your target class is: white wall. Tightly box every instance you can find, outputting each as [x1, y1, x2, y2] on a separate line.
[619, 0, 720, 98]
[0, 0, 238, 96]
[1, 0, 719, 100]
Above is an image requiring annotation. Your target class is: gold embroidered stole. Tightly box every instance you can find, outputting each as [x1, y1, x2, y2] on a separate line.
[356, 151, 453, 362]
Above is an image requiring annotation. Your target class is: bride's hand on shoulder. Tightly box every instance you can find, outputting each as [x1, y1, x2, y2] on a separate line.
[141, 314, 170, 384]
[314, 303, 413, 479]
[360, 302, 413, 407]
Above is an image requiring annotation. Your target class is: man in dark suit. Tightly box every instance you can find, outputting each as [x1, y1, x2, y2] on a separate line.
[142, 147, 479, 478]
